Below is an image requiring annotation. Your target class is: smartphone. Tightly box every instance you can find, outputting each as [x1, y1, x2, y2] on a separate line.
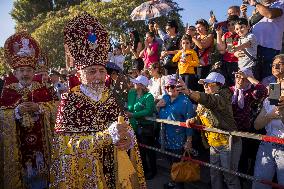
[242, 0, 249, 4]
[213, 21, 227, 30]
[269, 83, 281, 105]
[210, 10, 214, 17]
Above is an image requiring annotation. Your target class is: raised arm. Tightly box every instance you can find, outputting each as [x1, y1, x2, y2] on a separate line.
[249, 0, 283, 19]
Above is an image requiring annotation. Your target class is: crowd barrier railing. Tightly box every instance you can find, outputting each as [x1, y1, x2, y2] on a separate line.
[140, 117, 284, 189]
[145, 117, 284, 145]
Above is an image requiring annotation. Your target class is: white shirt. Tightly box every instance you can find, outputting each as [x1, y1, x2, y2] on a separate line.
[148, 76, 166, 100]
[238, 33, 258, 69]
[263, 98, 284, 138]
[252, 0, 284, 50]
[110, 54, 125, 71]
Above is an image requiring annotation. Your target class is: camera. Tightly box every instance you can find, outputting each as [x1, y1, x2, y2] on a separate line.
[213, 21, 227, 31]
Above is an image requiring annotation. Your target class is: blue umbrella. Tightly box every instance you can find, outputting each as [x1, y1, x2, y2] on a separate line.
[131, 0, 173, 21]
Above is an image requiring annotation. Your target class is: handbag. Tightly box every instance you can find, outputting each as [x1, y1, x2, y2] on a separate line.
[171, 151, 200, 182]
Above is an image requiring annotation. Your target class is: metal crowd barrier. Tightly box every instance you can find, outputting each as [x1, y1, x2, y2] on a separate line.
[140, 117, 284, 189]
[145, 117, 284, 145]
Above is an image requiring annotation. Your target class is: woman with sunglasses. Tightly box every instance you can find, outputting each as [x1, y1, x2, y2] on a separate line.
[253, 54, 284, 189]
[156, 75, 195, 189]
[180, 72, 242, 189]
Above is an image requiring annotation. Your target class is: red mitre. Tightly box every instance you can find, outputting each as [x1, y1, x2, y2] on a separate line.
[4, 32, 41, 69]
[64, 13, 109, 70]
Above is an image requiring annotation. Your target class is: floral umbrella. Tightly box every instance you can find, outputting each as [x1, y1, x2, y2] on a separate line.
[131, 0, 173, 21]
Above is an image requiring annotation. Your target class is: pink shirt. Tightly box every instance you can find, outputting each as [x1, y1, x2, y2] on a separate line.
[143, 41, 159, 68]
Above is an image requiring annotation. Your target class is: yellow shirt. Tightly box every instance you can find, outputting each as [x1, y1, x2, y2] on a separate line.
[172, 49, 199, 75]
[196, 105, 229, 147]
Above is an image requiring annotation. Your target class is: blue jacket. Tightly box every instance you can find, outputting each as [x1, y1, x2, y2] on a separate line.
[159, 93, 195, 150]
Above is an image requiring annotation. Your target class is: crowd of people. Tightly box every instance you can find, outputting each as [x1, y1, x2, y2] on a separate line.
[1, 0, 284, 189]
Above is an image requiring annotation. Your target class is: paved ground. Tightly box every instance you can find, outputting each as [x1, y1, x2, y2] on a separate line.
[146, 154, 211, 189]
[145, 152, 252, 189]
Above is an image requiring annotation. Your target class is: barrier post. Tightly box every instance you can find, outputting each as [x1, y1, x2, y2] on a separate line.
[228, 134, 233, 170]
[160, 123, 165, 151]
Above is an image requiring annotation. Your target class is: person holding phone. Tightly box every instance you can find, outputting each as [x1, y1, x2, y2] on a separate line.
[186, 19, 214, 82]
[155, 20, 181, 75]
[216, 15, 240, 86]
[253, 54, 284, 189]
[156, 75, 195, 189]
[177, 72, 242, 189]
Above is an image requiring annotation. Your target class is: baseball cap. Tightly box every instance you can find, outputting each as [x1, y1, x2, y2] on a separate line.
[199, 72, 225, 85]
[130, 75, 149, 87]
[165, 74, 180, 86]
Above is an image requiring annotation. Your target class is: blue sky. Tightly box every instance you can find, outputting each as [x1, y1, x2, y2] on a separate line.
[0, 0, 249, 47]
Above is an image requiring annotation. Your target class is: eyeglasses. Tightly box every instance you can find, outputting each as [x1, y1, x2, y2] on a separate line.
[182, 42, 190, 44]
[204, 83, 217, 88]
[165, 85, 176, 90]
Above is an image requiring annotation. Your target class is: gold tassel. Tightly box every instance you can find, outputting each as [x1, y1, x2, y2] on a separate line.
[117, 116, 136, 189]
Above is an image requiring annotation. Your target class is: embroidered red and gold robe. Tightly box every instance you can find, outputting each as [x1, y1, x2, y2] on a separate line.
[0, 79, 57, 189]
[49, 85, 146, 189]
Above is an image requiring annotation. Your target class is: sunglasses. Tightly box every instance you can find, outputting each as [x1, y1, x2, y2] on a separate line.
[182, 42, 190, 44]
[203, 83, 217, 88]
[165, 85, 176, 90]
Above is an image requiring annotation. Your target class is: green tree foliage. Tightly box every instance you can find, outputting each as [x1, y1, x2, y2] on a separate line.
[12, 0, 183, 67]
[11, 0, 53, 23]
[0, 48, 8, 76]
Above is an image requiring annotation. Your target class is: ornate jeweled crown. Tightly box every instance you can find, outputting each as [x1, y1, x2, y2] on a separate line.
[64, 13, 109, 70]
[4, 32, 41, 69]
